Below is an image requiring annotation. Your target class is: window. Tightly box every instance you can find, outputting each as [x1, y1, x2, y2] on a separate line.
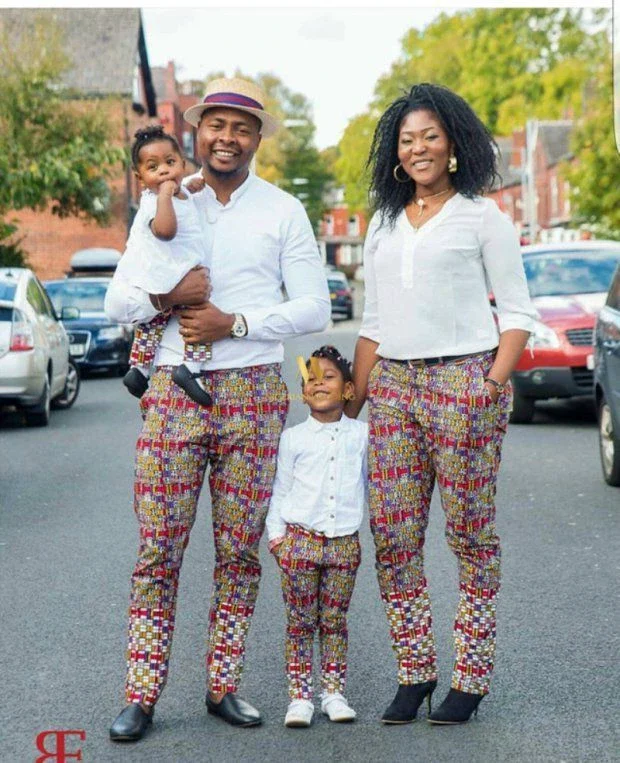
[606, 266, 620, 311]
[27, 279, 51, 316]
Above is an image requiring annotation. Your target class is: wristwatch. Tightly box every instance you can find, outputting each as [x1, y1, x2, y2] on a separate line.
[484, 377, 506, 394]
[230, 313, 248, 338]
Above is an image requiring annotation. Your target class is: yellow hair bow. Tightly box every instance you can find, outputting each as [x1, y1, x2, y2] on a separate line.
[296, 355, 324, 383]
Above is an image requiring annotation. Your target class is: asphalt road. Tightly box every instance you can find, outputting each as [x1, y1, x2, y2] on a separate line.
[1, 322, 619, 763]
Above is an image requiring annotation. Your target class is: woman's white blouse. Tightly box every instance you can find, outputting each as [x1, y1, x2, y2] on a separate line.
[359, 194, 538, 359]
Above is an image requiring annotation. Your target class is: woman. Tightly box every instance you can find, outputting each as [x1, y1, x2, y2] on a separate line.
[347, 83, 537, 725]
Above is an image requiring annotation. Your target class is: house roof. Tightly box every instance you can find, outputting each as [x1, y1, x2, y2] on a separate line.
[538, 121, 573, 166]
[0, 8, 144, 97]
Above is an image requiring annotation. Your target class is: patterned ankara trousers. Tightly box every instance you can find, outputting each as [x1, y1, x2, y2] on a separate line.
[124, 364, 289, 707]
[367, 352, 512, 696]
[129, 312, 212, 368]
[276, 525, 361, 700]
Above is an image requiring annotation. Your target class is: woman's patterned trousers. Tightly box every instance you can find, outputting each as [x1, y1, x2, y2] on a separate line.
[367, 352, 511, 695]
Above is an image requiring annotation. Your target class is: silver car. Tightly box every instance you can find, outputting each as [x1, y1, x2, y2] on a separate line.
[0, 267, 79, 426]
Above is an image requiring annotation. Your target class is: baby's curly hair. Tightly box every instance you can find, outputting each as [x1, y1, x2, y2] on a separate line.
[131, 125, 182, 169]
[367, 82, 501, 227]
[305, 345, 353, 384]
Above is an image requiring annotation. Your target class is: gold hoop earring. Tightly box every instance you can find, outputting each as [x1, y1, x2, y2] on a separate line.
[393, 163, 411, 183]
[448, 154, 458, 174]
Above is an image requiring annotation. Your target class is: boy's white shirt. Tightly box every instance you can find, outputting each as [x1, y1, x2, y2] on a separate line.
[266, 413, 368, 541]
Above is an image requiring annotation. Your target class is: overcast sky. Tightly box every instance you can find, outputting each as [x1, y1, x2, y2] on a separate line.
[141, 7, 444, 149]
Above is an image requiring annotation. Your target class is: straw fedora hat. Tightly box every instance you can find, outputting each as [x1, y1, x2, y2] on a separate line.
[183, 77, 280, 138]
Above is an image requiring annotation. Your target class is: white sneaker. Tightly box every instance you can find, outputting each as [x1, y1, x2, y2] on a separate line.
[321, 692, 357, 723]
[284, 699, 314, 727]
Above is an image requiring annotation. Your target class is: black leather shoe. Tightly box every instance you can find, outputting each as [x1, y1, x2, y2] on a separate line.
[123, 368, 149, 399]
[206, 692, 262, 727]
[381, 680, 437, 724]
[109, 704, 153, 741]
[428, 688, 484, 724]
[172, 364, 213, 406]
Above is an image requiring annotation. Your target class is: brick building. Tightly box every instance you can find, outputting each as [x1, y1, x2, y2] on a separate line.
[488, 120, 576, 242]
[1, 8, 158, 280]
[318, 187, 368, 274]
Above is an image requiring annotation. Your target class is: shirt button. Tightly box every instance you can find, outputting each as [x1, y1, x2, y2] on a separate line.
[330, 457, 335, 461]
[330, 514, 335, 519]
[330, 476, 334, 480]
[330, 496, 334, 500]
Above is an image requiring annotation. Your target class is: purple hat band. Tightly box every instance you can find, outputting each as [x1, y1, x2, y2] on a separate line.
[203, 92, 264, 111]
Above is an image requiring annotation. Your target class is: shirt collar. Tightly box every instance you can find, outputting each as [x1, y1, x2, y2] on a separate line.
[199, 171, 255, 207]
[305, 414, 347, 433]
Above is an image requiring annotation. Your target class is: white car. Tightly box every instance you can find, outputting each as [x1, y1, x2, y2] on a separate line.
[0, 268, 80, 426]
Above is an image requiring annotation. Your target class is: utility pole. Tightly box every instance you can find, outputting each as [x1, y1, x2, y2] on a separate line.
[525, 119, 539, 243]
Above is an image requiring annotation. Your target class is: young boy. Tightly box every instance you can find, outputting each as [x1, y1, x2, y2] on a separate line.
[266, 345, 368, 727]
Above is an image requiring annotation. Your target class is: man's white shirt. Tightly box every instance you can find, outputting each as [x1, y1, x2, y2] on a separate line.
[104, 172, 331, 370]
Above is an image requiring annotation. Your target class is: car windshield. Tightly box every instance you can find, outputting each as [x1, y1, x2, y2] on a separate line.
[45, 281, 108, 313]
[523, 252, 620, 297]
[328, 278, 348, 291]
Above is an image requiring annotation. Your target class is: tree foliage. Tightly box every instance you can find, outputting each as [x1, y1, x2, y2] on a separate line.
[0, 15, 125, 265]
[564, 62, 620, 238]
[334, 8, 611, 216]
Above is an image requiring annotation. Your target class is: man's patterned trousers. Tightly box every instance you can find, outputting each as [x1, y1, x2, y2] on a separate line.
[124, 363, 289, 707]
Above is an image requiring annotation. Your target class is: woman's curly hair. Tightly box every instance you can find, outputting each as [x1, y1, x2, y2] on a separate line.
[131, 125, 182, 169]
[367, 83, 501, 227]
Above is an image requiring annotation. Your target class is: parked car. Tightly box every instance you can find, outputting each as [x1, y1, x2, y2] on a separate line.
[510, 241, 620, 423]
[327, 270, 354, 320]
[44, 277, 133, 375]
[0, 267, 80, 426]
[594, 263, 620, 486]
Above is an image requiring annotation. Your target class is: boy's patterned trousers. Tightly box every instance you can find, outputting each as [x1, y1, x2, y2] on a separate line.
[367, 352, 511, 695]
[275, 525, 361, 700]
[124, 364, 289, 707]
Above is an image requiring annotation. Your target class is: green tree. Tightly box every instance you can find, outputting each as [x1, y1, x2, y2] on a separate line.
[0, 15, 125, 265]
[564, 62, 620, 237]
[334, 8, 611, 215]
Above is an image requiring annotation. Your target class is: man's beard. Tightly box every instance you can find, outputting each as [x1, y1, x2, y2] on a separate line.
[204, 160, 248, 179]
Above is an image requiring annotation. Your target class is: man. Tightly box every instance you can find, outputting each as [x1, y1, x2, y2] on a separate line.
[106, 77, 330, 741]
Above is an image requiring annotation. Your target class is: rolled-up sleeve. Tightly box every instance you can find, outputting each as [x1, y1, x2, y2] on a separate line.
[244, 200, 330, 341]
[358, 213, 381, 343]
[480, 202, 539, 334]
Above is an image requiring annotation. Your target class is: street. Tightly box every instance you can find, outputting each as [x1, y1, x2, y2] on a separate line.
[1, 322, 619, 763]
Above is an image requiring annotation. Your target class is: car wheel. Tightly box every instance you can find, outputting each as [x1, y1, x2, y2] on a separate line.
[509, 385, 535, 424]
[598, 395, 620, 486]
[346, 307, 353, 320]
[52, 360, 81, 410]
[24, 375, 51, 427]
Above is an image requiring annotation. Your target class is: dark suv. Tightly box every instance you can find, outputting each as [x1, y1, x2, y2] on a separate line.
[594, 263, 620, 486]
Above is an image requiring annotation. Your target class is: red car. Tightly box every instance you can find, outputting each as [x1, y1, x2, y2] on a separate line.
[510, 241, 620, 423]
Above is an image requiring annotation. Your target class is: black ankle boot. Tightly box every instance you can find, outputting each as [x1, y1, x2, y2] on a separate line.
[428, 688, 484, 724]
[381, 680, 437, 724]
[123, 368, 149, 399]
[172, 364, 213, 406]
